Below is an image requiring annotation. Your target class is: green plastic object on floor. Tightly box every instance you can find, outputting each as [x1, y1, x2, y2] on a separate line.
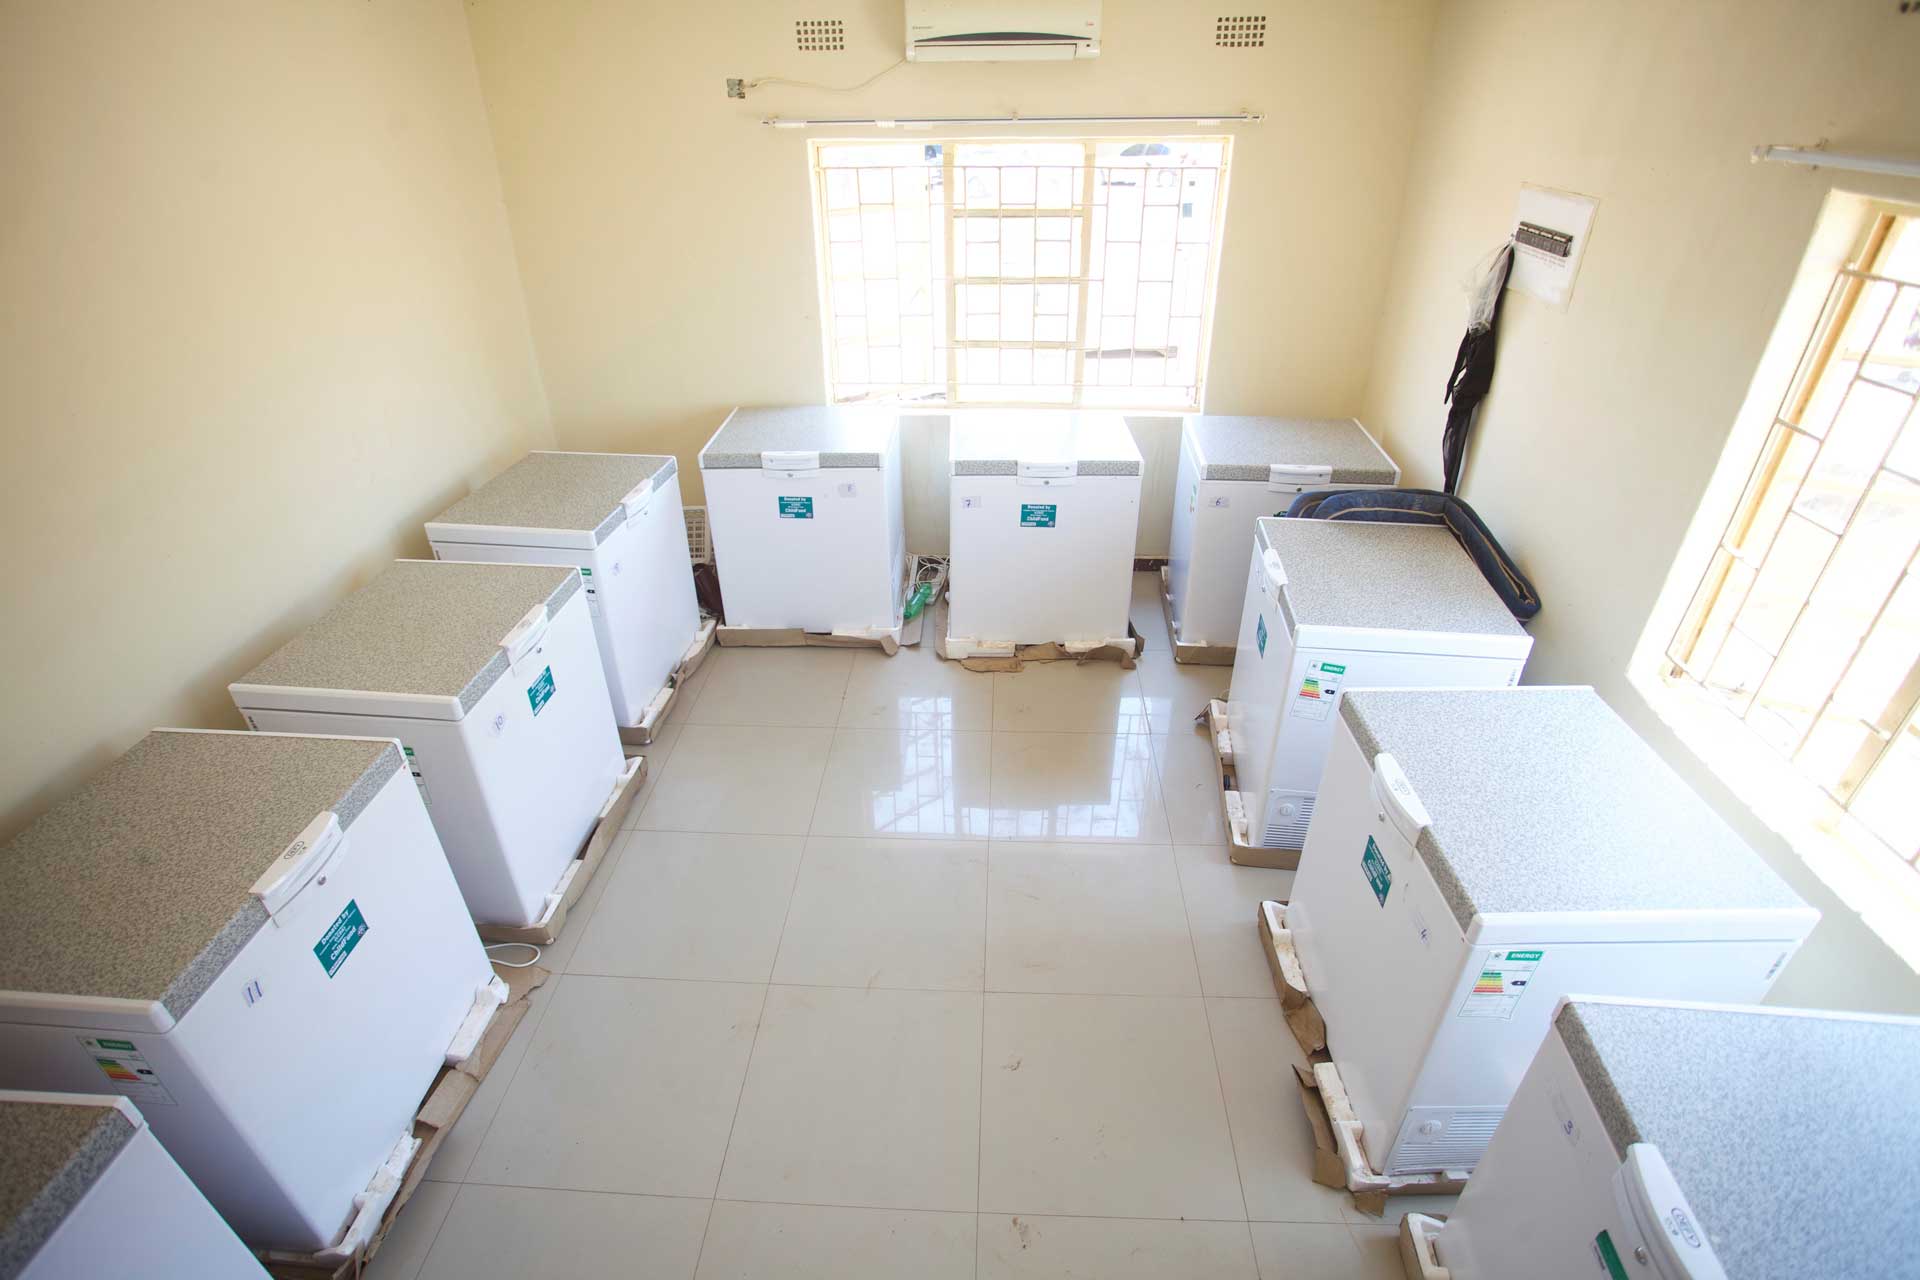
[902, 581, 934, 621]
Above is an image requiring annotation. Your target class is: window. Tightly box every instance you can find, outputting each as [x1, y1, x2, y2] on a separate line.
[1661, 211, 1920, 880]
[808, 137, 1233, 410]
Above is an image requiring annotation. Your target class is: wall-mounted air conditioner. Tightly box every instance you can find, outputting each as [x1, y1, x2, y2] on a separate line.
[905, 0, 1101, 61]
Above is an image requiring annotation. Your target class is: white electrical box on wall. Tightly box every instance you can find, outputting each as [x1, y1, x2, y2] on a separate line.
[1510, 184, 1598, 310]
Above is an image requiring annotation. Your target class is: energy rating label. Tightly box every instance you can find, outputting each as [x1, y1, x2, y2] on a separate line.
[1292, 659, 1346, 721]
[1458, 948, 1544, 1020]
[76, 1036, 177, 1106]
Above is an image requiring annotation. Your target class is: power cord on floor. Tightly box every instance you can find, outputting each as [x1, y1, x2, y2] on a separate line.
[484, 941, 543, 968]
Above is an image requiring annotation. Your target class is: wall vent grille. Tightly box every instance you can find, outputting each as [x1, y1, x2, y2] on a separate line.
[1215, 15, 1266, 47]
[796, 19, 845, 51]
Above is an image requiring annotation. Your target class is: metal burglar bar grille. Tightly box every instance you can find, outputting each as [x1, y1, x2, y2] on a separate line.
[809, 138, 1233, 411]
[1665, 211, 1920, 872]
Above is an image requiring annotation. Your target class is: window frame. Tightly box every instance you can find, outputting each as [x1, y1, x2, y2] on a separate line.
[806, 134, 1236, 413]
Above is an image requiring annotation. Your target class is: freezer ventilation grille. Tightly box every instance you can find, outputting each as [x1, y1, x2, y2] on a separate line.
[1389, 1107, 1506, 1175]
[1261, 789, 1315, 849]
[684, 505, 712, 565]
[1215, 15, 1266, 47]
[795, 19, 845, 51]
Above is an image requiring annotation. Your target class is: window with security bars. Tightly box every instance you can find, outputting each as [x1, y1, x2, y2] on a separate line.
[1664, 210, 1920, 872]
[809, 138, 1232, 410]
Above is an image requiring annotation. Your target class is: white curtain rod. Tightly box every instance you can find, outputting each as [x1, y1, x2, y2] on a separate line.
[763, 112, 1263, 129]
[1752, 144, 1920, 181]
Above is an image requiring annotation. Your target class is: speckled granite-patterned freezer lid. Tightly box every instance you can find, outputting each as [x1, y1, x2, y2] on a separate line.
[0, 731, 402, 1019]
[949, 410, 1142, 476]
[1184, 416, 1398, 484]
[1556, 1000, 1920, 1279]
[233, 561, 580, 715]
[0, 1098, 137, 1279]
[699, 406, 898, 470]
[1339, 688, 1811, 930]
[429, 452, 677, 544]
[1257, 518, 1526, 637]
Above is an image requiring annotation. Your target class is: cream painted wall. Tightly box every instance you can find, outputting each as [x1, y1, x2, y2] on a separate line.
[1360, 0, 1920, 1012]
[463, 0, 1436, 551]
[0, 2, 552, 841]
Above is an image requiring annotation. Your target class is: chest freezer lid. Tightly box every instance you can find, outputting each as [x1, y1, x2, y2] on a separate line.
[426, 451, 678, 549]
[230, 560, 580, 719]
[0, 1095, 140, 1270]
[0, 732, 403, 1022]
[699, 405, 898, 470]
[1340, 688, 1813, 931]
[1255, 518, 1526, 639]
[950, 410, 1142, 476]
[1184, 415, 1399, 484]
[1556, 1000, 1920, 1278]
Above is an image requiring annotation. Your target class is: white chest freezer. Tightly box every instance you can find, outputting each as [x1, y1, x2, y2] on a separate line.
[0, 731, 498, 1252]
[946, 410, 1141, 653]
[1433, 999, 1920, 1280]
[230, 560, 625, 928]
[426, 451, 702, 734]
[1226, 518, 1532, 851]
[1167, 415, 1398, 654]
[0, 1092, 265, 1278]
[1286, 688, 1820, 1179]
[698, 405, 906, 635]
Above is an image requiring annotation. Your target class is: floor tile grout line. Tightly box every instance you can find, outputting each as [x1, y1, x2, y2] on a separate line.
[687, 1187, 720, 1280]
[974, 835, 992, 1280]
[700, 980, 773, 1216]
[1171, 846, 1257, 1227]
[396, 1179, 463, 1280]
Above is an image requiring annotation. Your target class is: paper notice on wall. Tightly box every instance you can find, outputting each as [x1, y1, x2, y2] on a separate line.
[1458, 947, 1544, 1020]
[1292, 659, 1345, 722]
[77, 1036, 176, 1106]
[1510, 184, 1598, 311]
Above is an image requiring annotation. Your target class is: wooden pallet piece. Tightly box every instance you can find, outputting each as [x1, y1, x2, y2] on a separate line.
[1292, 1057, 1470, 1215]
[1205, 699, 1296, 868]
[1157, 566, 1236, 666]
[618, 618, 718, 747]
[1399, 1213, 1452, 1279]
[475, 749, 645, 946]
[258, 961, 549, 1279]
[1257, 900, 1329, 1060]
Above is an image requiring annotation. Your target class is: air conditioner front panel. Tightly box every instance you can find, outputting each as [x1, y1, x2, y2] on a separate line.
[905, 0, 1101, 61]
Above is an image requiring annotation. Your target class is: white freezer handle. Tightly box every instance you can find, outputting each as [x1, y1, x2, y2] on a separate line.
[1016, 459, 1077, 485]
[1614, 1145, 1727, 1280]
[1258, 547, 1288, 600]
[1370, 753, 1432, 848]
[1266, 463, 1332, 492]
[619, 481, 652, 524]
[499, 604, 552, 664]
[249, 811, 346, 917]
[761, 449, 821, 477]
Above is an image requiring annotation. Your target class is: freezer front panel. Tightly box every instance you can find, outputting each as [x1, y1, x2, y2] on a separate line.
[702, 459, 903, 632]
[946, 472, 1138, 646]
[0, 770, 494, 1251]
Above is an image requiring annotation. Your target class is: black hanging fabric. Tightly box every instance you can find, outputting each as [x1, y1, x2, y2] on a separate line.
[1441, 242, 1517, 495]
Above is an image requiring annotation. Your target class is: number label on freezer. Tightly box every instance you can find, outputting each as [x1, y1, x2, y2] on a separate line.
[1019, 503, 1057, 528]
[778, 495, 814, 519]
[313, 899, 370, 978]
[77, 1036, 176, 1106]
[1361, 836, 1393, 907]
[526, 666, 556, 716]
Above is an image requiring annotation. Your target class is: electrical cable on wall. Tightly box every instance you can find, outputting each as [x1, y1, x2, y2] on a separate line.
[1440, 241, 1517, 495]
[739, 57, 907, 98]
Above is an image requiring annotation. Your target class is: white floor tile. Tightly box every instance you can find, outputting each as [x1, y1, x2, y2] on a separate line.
[415, 1184, 708, 1280]
[1128, 571, 1171, 653]
[684, 647, 853, 727]
[774, 837, 987, 991]
[695, 1201, 976, 1279]
[1349, 1223, 1418, 1277]
[978, 993, 1244, 1220]
[568, 831, 804, 982]
[635, 724, 832, 835]
[986, 843, 1199, 996]
[1341, 1192, 1459, 1228]
[1247, 1221, 1367, 1279]
[978, 1214, 1258, 1280]
[364, 1179, 458, 1280]
[468, 976, 763, 1197]
[1203, 997, 1351, 1225]
[988, 732, 1171, 844]
[718, 985, 982, 1211]
[1134, 652, 1231, 736]
[809, 728, 992, 840]
[839, 646, 993, 731]
[1176, 844, 1294, 997]
[991, 661, 1153, 734]
[624, 724, 683, 830]
[1151, 729, 1233, 846]
[427, 981, 558, 1184]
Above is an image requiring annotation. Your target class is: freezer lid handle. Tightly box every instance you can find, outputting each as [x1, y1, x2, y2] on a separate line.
[1258, 547, 1288, 599]
[1017, 459, 1077, 482]
[1613, 1144, 1728, 1280]
[619, 481, 652, 524]
[761, 449, 821, 477]
[249, 811, 346, 917]
[1266, 463, 1332, 492]
[499, 603, 552, 665]
[1371, 752, 1432, 847]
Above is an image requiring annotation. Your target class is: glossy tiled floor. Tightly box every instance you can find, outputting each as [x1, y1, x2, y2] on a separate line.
[367, 575, 1445, 1279]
